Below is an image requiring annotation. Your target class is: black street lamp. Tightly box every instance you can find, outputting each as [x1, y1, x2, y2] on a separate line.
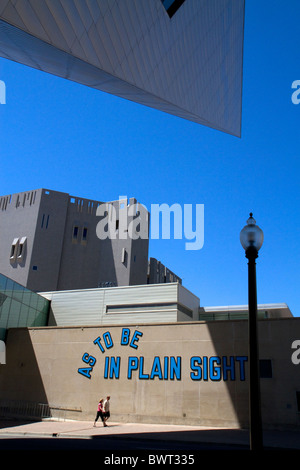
[240, 213, 264, 451]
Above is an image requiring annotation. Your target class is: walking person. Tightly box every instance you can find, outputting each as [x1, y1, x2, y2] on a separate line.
[103, 396, 110, 426]
[93, 399, 104, 427]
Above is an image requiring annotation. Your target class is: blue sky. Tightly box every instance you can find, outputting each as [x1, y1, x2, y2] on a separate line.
[0, 1, 299, 316]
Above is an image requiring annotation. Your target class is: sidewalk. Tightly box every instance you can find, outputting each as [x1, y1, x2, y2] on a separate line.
[0, 419, 299, 450]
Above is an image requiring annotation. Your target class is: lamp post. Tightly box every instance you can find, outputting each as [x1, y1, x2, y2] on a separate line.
[240, 213, 264, 451]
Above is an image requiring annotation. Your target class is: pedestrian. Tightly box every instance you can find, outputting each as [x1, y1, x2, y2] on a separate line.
[93, 399, 104, 427]
[103, 396, 110, 426]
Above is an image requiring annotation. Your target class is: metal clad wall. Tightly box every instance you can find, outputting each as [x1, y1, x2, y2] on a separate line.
[44, 289, 105, 326]
[41, 283, 197, 326]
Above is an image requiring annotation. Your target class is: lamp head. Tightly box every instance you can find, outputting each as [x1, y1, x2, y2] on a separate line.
[240, 213, 264, 252]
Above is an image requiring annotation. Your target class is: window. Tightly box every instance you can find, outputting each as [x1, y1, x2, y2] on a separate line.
[122, 248, 127, 264]
[10, 238, 19, 261]
[296, 392, 300, 412]
[259, 359, 273, 378]
[72, 226, 79, 240]
[82, 227, 88, 241]
[41, 214, 50, 229]
[17, 237, 27, 261]
[10, 237, 27, 262]
[160, 0, 186, 18]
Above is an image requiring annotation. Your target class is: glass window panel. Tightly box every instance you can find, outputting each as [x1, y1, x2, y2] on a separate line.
[18, 304, 30, 327]
[5, 278, 14, 296]
[6, 299, 21, 328]
[0, 274, 8, 291]
[27, 307, 37, 327]
[29, 294, 39, 310]
[0, 297, 11, 329]
[22, 291, 33, 307]
[12, 283, 25, 302]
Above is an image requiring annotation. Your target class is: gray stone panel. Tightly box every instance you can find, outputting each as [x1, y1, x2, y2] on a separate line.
[0, 0, 245, 136]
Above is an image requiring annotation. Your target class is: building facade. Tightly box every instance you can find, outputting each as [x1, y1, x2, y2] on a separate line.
[1, 317, 300, 429]
[0, 0, 245, 136]
[41, 282, 200, 327]
[0, 188, 181, 293]
[0, 272, 49, 342]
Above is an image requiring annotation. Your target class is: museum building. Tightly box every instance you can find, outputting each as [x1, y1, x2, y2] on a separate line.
[0, 269, 299, 430]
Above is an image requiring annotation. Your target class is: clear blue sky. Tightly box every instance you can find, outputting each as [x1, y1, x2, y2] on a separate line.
[0, 1, 299, 316]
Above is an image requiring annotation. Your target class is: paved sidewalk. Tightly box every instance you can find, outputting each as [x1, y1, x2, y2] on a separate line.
[0, 419, 299, 450]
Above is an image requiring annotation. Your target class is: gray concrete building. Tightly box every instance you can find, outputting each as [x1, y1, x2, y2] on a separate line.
[0, 188, 179, 293]
[0, 0, 245, 136]
[147, 257, 182, 285]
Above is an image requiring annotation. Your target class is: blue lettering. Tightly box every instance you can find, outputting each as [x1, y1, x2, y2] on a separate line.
[139, 357, 149, 379]
[190, 356, 247, 381]
[130, 330, 143, 349]
[109, 356, 121, 379]
[128, 356, 138, 379]
[121, 328, 130, 345]
[82, 352, 96, 366]
[202, 356, 208, 381]
[150, 357, 163, 380]
[164, 357, 169, 380]
[104, 357, 109, 378]
[93, 336, 106, 353]
[170, 356, 181, 380]
[78, 352, 96, 379]
[236, 356, 248, 381]
[190, 356, 202, 380]
[103, 332, 113, 349]
[78, 367, 92, 379]
[209, 356, 221, 381]
[222, 356, 236, 381]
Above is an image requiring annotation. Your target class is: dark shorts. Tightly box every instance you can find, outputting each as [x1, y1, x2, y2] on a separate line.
[104, 411, 110, 419]
[95, 411, 104, 422]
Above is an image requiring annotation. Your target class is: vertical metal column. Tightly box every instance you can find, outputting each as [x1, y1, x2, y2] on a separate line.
[246, 245, 263, 451]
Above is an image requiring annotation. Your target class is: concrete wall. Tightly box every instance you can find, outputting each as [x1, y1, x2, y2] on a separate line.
[0, 189, 42, 288]
[1, 317, 300, 429]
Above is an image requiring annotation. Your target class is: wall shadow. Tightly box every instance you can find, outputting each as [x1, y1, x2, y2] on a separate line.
[0, 328, 49, 419]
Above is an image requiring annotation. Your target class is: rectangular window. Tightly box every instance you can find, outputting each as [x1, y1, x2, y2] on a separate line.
[259, 359, 273, 378]
[82, 227, 88, 241]
[17, 237, 27, 261]
[10, 238, 19, 261]
[296, 392, 300, 413]
[72, 226, 79, 240]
